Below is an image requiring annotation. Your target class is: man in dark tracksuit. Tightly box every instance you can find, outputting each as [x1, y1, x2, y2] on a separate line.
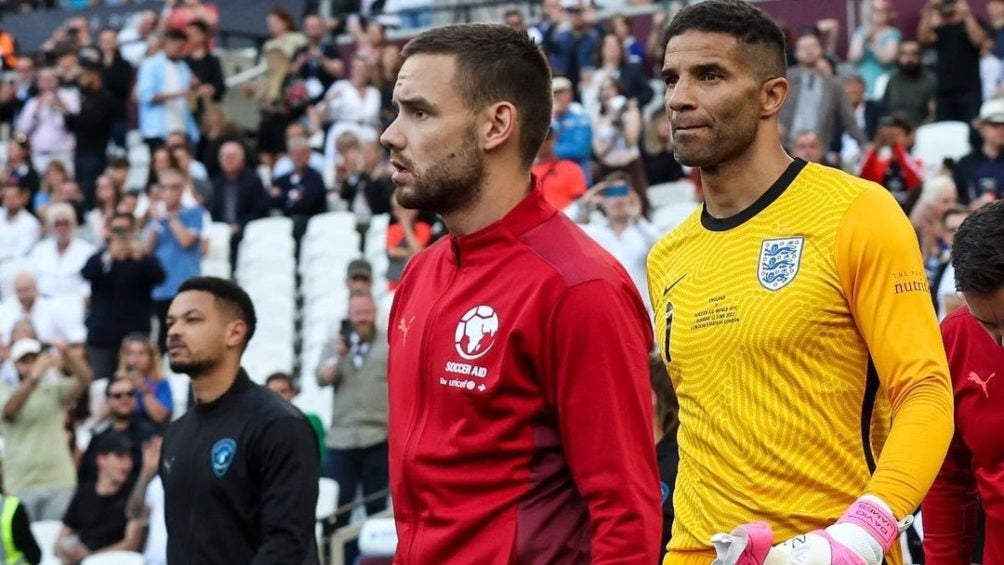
[159, 277, 319, 564]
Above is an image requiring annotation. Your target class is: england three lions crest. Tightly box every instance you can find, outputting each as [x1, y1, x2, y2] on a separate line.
[758, 237, 804, 291]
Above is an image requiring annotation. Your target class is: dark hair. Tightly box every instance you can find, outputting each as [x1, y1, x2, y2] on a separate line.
[952, 200, 1004, 294]
[663, 0, 786, 80]
[595, 32, 625, 68]
[402, 24, 552, 169]
[109, 211, 135, 226]
[164, 28, 189, 42]
[268, 7, 298, 33]
[105, 375, 133, 396]
[177, 277, 257, 347]
[187, 19, 211, 36]
[265, 371, 297, 392]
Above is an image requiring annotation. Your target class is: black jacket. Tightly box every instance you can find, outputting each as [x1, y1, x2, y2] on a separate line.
[270, 166, 327, 216]
[65, 86, 117, 155]
[338, 172, 395, 216]
[78, 419, 157, 486]
[81, 250, 165, 347]
[161, 371, 320, 565]
[211, 169, 267, 230]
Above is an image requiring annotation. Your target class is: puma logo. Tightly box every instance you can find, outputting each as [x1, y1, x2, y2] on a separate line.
[969, 372, 997, 399]
[398, 316, 416, 345]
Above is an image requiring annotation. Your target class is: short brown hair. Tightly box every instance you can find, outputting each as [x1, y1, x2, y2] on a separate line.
[401, 24, 552, 170]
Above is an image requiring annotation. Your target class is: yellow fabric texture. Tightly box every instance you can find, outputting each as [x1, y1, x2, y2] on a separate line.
[647, 162, 952, 560]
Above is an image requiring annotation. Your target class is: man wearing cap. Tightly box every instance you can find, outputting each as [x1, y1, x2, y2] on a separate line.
[0, 339, 91, 521]
[315, 290, 388, 549]
[55, 432, 143, 564]
[551, 76, 593, 183]
[64, 53, 116, 209]
[953, 98, 1004, 205]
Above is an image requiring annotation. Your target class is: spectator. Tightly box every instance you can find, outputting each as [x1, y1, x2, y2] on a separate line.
[3, 135, 40, 201]
[268, 138, 326, 241]
[883, 40, 937, 128]
[551, 76, 593, 183]
[28, 202, 94, 303]
[0, 468, 41, 565]
[297, 14, 344, 102]
[315, 292, 388, 543]
[137, 29, 199, 150]
[345, 259, 373, 295]
[83, 174, 120, 245]
[316, 53, 381, 167]
[115, 334, 172, 428]
[386, 198, 430, 291]
[532, 128, 587, 212]
[164, 0, 219, 35]
[577, 173, 659, 310]
[65, 56, 115, 209]
[0, 319, 35, 387]
[848, 0, 901, 99]
[78, 377, 156, 485]
[210, 141, 265, 253]
[265, 372, 326, 459]
[953, 97, 1004, 204]
[0, 272, 86, 347]
[185, 20, 226, 123]
[35, 161, 69, 218]
[529, 0, 563, 47]
[11, 57, 36, 112]
[0, 79, 19, 131]
[261, 6, 307, 60]
[932, 206, 971, 319]
[582, 33, 652, 120]
[791, 130, 826, 164]
[838, 74, 887, 164]
[96, 28, 132, 150]
[858, 115, 924, 208]
[919, 0, 986, 123]
[0, 181, 40, 264]
[243, 45, 309, 165]
[0, 339, 90, 521]
[981, 31, 1003, 103]
[82, 212, 165, 383]
[0, 20, 16, 71]
[125, 437, 165, 565]
[168, 144, 211, 205]
[271, 122, 326, 180]
[348, 19, 391, 67]
[911, 175, 960, 272]
[650, 354, 679, 563]
[15, 68, 78, 175]
[991, 0, 1004, 59]
[592, 77, 649, 215]
[641, 109, 685, 185]
[374, 45, 402, 130]
[337, 135, 396, 221]
[53, 46, 81, 92]
[146, 168, 202, 352]
[780, 32, 867, 151]
[504, 9, 527, 33]
[54, 433, 142, 564]
[548, 0, 600, 96]
[608, 13, 645, 63]
[196, 104, 244, 179]
[51, 180, 85, 228]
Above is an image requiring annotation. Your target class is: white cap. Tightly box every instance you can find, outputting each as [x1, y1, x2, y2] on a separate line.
[10, 338, 41, 362]
[551, 76, 573, 92]
[980, 98, 1004, 123]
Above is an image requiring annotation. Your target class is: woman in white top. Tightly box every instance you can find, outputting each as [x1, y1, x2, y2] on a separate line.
[591, 77, 650, 216]
[315, 54, 382, 168]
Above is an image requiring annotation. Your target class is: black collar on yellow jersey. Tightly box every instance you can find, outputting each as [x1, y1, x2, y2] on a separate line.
[701, 158, 807, 232]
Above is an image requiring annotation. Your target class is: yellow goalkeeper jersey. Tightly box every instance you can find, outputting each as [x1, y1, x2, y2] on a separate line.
[647, 159, 953, 562]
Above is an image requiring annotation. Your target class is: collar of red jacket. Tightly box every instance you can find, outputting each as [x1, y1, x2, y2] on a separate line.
[449, 175, 556, 264]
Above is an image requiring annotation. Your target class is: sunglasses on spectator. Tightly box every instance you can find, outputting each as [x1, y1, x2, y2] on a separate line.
[109, 391, 134, 399]
[349, 274, 371, 282]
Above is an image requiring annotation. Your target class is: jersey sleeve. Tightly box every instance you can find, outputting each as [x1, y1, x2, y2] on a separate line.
[542, 279, 661, 564]
[249, 414, 320, 565]
[920, 428, 978, 564]
[834, 185, 954, 518]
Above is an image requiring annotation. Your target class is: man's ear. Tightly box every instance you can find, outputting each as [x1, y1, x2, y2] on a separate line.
[481, 101, 518, 152]
[225, 319, 248, 350]
[760, 76, 789, 119]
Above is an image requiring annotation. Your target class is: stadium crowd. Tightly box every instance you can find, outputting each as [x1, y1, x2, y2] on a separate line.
[0, 0, 995, 563]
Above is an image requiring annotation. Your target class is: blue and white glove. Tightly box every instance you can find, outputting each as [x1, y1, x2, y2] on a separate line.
[711, 496, 910, 565]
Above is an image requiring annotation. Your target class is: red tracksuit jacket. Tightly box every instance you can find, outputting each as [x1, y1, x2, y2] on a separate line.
[386, 186, 661, 564]
[923, 306, 1004, 564]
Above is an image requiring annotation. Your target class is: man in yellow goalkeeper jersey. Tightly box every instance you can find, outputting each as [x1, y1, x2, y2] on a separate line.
[647, 1, 954, 564]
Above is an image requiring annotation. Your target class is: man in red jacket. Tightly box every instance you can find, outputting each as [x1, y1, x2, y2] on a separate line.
[379, 23, 661, 564]
[923, 199, 1004, 564]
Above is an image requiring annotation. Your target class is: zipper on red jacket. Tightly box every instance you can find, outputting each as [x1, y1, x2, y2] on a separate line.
[401, 236, 463, 563]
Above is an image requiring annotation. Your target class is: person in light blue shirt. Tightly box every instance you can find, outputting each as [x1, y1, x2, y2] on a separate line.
[136, 29, 200, 149]
[145, 169, 202, 353]
[551, 77, 593, 184]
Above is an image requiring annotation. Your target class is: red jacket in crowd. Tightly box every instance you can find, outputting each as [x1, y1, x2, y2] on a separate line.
[386, 184, 661, 564]
[857, 143, 925, 193]
[923, 306, 1004, 564]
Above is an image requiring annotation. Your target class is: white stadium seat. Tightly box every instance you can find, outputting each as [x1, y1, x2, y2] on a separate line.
[912, 120, 971, 178]
[358, 518, 398, 556]
[81, 551, 145, 565]
[30, 520, 62, 565]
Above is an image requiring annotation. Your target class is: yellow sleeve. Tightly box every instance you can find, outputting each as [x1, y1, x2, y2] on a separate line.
[835, 185, 954, 518]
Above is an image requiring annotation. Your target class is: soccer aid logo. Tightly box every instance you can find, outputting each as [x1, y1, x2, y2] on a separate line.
[454, 305, 500, 360]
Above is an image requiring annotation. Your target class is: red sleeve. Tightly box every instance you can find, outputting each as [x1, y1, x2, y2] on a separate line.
[857, 147, 886, 184]
[543, 279, 661, 564]
[921, 320, 978, 565]
[892, 144, 925, 191]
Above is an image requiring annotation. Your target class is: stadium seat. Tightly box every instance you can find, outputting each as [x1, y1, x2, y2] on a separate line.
[242, 217, 294, 244]
[652, 202, 701, 232]
[912, 121, 971, 178]
[304, 211, 358, 240]
[203, 222, 233, 264]
[30, 520, 61, 565]
[358, 518, 398, 557]
[200, 258, 232, 279]
[80, 551, 145, 565]
[647, 180, 697, 209]
[316, 477, 340, 521]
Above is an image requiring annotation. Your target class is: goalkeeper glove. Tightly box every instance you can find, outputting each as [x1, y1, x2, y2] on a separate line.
[711, 496, 910, 565]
